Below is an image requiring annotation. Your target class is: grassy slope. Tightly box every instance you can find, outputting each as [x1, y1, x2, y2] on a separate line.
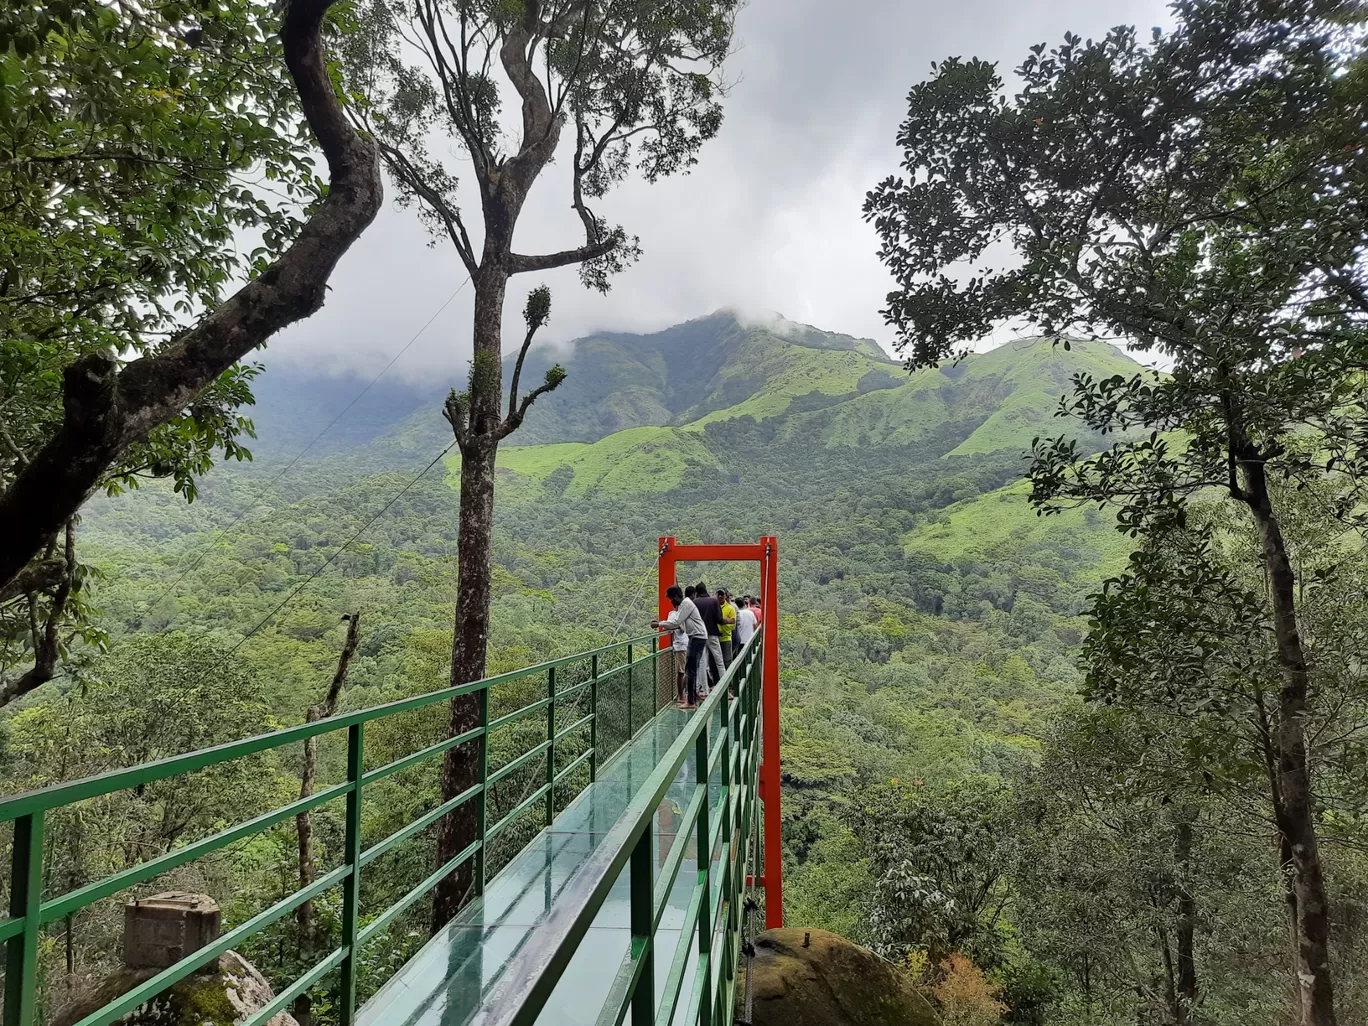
[947, 339, 1143, 456]
[489, 426, 721, 498]
[791, 337, 1146, 455]
[507, 313, 893, 445]
[682, 342, 895, 429]
[909, 478, 1136, 581]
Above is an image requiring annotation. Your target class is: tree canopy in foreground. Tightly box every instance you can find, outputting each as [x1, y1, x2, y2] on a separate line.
[866, 2, 1368, 1023]
[0, 0, 382, 703]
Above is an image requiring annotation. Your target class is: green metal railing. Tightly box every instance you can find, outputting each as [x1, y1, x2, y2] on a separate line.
[480, 627, 766, 1026]
[0, 631, 675, 1026]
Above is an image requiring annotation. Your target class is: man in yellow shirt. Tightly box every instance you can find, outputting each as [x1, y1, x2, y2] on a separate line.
[718, 589, 737, 667]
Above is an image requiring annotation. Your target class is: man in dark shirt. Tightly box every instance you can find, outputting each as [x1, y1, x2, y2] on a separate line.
[693, 581, 726, 694]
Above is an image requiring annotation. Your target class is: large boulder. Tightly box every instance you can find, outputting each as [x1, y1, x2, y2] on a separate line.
[741, 928, 941, 1026]
[53, 951, 299, 1026]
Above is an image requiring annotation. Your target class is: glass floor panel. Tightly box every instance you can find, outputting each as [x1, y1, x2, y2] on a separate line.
[359, 703, 720, 1026]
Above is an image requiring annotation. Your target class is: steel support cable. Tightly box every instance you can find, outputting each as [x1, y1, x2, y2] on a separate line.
[145, 277, 471, 613]
[221, 439, 458, 660]
[606, 541, 670, 644]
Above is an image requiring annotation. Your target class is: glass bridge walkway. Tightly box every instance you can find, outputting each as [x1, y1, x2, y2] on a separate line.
[0, 628, 770, 1026]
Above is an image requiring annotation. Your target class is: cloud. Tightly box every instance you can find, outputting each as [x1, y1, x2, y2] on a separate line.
[268, 0, 1173, 383]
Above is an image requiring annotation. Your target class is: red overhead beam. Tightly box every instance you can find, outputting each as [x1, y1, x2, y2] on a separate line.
[663, 542, 766, 562]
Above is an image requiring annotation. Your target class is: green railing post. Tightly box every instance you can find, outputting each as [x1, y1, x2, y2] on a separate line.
[718, 678, 734, 1025]
[339, 723, 364, 1026]
[695, 722, 713, 1026]
[627, 644, 634, 739]
[630, 828, 655, 1026]
[589, 654, 599, 782]
[546, 666, 557, 826]
[477, 683, 490, 894]
[3, 811, 43, 1026]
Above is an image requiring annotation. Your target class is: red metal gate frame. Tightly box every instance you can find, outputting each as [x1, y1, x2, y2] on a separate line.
[657, 535, 782, 928]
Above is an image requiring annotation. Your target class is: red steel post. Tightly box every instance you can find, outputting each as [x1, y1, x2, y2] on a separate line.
[759, 535, 782, 927]
[656, 535, 781, 924]
[657, 537, 677, 652]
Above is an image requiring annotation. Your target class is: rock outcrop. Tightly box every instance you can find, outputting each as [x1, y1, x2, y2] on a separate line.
[53, 951, 298, 1026]
[741, 928, 941, 1026]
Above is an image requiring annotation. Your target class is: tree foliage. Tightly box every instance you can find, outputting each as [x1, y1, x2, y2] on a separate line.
[867, 3, 1368, 1022]
[854, 779, 1016, 966]
[0, 0, 383, 704]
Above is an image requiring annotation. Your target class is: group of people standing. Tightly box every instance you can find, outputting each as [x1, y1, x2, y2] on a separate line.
[652, 582, 762, 709]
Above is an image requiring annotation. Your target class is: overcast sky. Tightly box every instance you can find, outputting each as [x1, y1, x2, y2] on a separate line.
[272, 0, 1172, 380]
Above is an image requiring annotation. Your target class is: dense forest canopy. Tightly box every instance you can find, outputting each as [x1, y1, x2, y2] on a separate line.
[4, 1, 1368, 1026]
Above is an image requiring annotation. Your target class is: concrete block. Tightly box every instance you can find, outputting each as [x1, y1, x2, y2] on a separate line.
[123, 892, 221, 971]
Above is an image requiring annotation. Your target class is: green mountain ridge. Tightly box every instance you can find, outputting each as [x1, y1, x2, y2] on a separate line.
[502, 310, 897, 445]
[486, 329, 1141, 502]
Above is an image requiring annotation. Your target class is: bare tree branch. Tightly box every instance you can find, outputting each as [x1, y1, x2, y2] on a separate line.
[507, 237, 619, 274]
[497, 376, 563, 440]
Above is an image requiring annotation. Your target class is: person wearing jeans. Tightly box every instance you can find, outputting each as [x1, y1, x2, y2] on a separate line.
[652, 584, 708, 708]
[692, 581, 726, 696]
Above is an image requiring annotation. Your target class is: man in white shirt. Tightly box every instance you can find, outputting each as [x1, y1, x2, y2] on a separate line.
[653, 584, 691, 704]
[652, 584, 708, 708]
[734, 596, 757, 655]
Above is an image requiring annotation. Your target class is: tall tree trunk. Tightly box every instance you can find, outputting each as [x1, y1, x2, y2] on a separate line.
[1242, 458, 1337, 1026]
[294, 614, 360, 1026]
[434, 269, 507, 928]
[1173, 815, 1198, 1023]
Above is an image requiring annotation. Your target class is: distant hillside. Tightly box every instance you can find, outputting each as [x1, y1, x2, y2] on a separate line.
[227, 317, 1149, 564]
[245, 311, 896, 458]
[908, 478, 1135, 583]
[785, 337, 1140, 453]
[486, 334, 1143, 501]
[498, 310, 897, 444]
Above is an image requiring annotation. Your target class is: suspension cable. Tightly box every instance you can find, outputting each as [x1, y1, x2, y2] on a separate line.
[606, 540, 670, 643]
[147, 276, 470, 613]
[221, 440, 458, 659]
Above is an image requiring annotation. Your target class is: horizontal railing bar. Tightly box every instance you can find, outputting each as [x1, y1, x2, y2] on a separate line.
[0, 633, 667, 821]
[360, 782, 483, 869]
[709, 732, 727, 772]
[241, 944, 346, 1026]
[553, 713, 594, 745]
[38, 779, 353, 927]
[358, 838, 482, 946]
[710, 795, 726, 853]
[363, 725, 484, 786]
[655, 879, 708, 1026]
[473, 629, 759, 1026]
[486, 782, 553, 843]
[72, 864, 350, 1026]
[515, 634, 665, 678]
[710, 841, 732, 937]
[589, 661, 631, 687]
[553, 747, 594, 787]
[487, 739, 552, 788]
[488, 696, 552, 732]
[653, 783, 706, 930]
